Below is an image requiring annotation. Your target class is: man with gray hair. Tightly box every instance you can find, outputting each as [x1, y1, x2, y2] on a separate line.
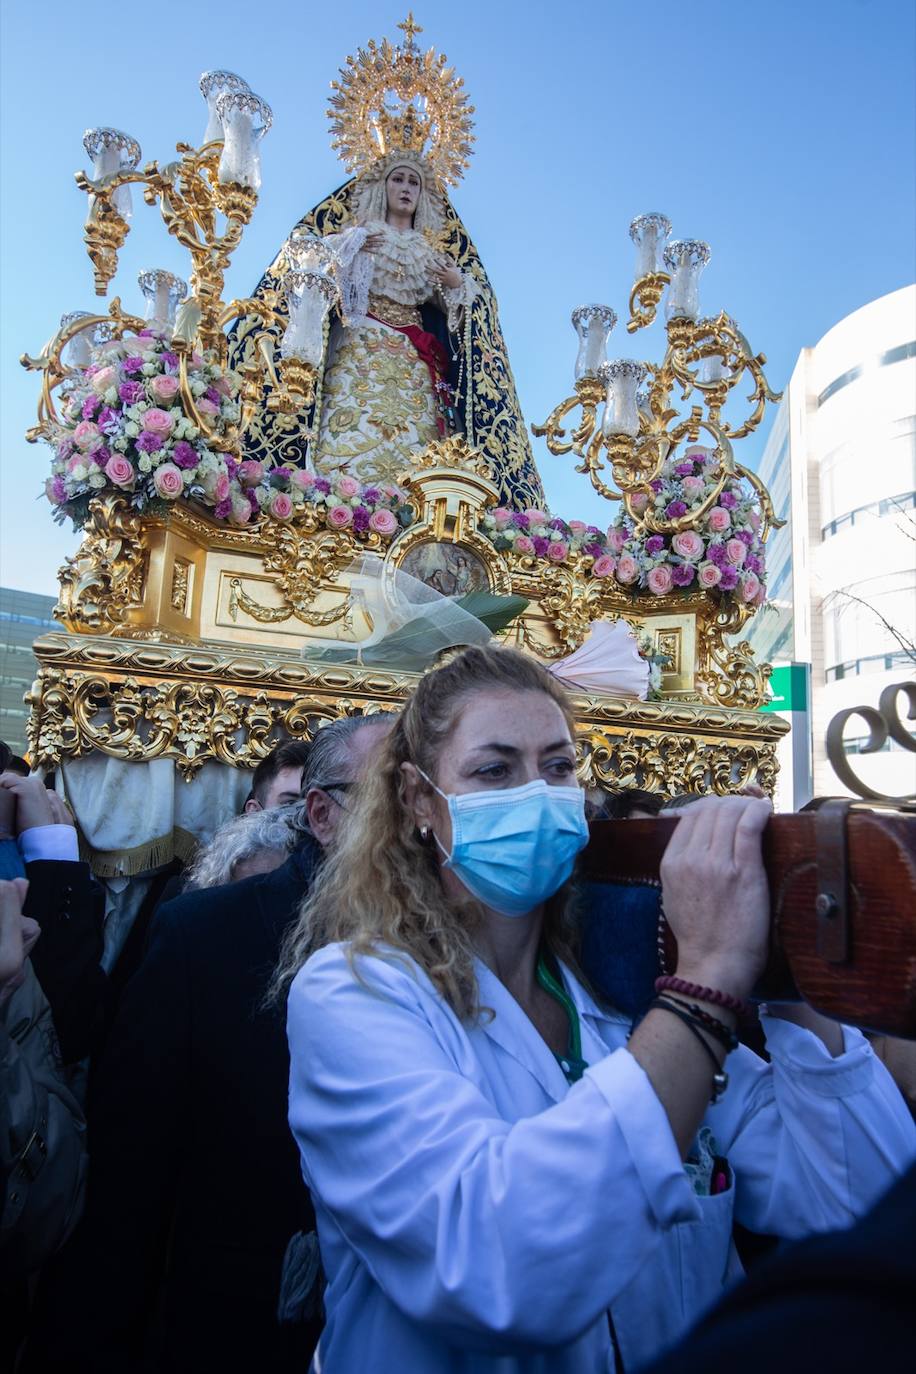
[28, 712, 394, 1374]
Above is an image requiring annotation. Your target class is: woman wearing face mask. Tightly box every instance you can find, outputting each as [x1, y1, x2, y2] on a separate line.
[277, 646, 915, 1374]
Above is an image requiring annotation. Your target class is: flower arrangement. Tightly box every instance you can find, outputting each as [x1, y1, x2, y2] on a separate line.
[234, 466, 414, 538]
[479, 508, 613, 565]
[44, 330, 244, 527]
[478, 447, 766, 606]
[607, 446, 767, 605]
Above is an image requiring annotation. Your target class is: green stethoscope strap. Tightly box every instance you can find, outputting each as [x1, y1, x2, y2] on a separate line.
[536, 955, 587, 1084]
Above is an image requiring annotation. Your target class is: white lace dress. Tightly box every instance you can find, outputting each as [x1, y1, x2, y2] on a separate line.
[314, 221, 476, 485]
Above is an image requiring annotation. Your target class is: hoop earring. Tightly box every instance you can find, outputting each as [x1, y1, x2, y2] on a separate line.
[420, 826, 430, 841]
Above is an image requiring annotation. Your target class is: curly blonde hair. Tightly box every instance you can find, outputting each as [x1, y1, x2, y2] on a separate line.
[272, 645, 584, 1020]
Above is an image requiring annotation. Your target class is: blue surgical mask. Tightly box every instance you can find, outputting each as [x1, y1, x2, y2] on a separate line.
[420, 772, 589, 917]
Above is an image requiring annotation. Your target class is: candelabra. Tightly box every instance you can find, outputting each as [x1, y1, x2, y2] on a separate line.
[21, 71, 339, 457]
[533, 213, 784, 537]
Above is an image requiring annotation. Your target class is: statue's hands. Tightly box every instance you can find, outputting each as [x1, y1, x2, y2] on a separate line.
[363, 232, 384, 253]
[432, 260, 462, 290]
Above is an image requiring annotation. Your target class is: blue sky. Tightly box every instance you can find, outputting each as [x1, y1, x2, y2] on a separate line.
[2, 0, 914, 595]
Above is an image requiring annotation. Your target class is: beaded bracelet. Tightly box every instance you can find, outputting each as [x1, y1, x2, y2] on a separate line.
[662, 996, 739, 1053]
[655, 975, 749, 1017]
[648, 998, 728, 1103]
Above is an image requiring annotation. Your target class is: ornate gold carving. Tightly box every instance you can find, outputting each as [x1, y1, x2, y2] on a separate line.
[655, 628, 681, 676]
[170, 560, 191, 614]
[55, 496, 147, 635]
[26, 632, 787, 791]
[368, 293, 423, 328]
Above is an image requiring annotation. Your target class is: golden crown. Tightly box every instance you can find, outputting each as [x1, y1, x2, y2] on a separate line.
[327, 14, 476, 188]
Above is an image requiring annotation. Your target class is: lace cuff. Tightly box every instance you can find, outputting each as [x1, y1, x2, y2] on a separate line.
[439, 269, 479, 335]
[328, 226, 373, 325]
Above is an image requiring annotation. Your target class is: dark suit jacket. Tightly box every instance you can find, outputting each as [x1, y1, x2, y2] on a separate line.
[25, 858, 106, 1064]
[28, 840, 322, 1373]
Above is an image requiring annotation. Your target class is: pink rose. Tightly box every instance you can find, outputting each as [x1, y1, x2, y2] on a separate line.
[681, 475, 704, 495]
[72, 420, 102, 452]
[707, 506, 731, 533]
[368, 508, 398, 536]
[104, 454, 135, 487]
[514, 535, 535, 555]
[567, 519, 587, 535]
[291, 469, 316, 491]
[270, 491, 294, 521]
[327, 504, 353, 529]
[336, 475, 360, 499]
[525, 509, 549, 524]
[238, 460, 264, 488]
[45, 475, 67, 505]
[213, 375, 233, 396]
[616, 553, 639, 584]
[629, 492, 649, 515]
[66, 454, 87, 474]
[153, 463, 184, 499]
[225, 494, 250, 526]
[90, 365, 118, 394]
[738, 571, 761, 603]
[607, 528, 628, 553]
[748, 510, 762, 530]
[725, 538, 747, 567]
[196, 397, 219, 417]
[547, 540, 569, 562]
[592, 554, 617, 578]
[647, 565, 674, 596]
[697, 561, 722, 588]
[213, 473, 231, 504]
[671, 530, 704, 561]
[142, 407, 175, 437]
[149, 374, 180, 403]
[491, 508, 512, 528]
[752, 583, 766, 607]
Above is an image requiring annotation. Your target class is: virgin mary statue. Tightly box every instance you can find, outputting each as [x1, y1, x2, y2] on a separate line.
[228, 19, 546, 510]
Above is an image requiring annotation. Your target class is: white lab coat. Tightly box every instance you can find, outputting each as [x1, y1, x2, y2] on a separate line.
[287, 943, 916, 1373]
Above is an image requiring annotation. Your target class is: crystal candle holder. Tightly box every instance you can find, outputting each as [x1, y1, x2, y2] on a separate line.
[215, 91, 273, 190]
[284, 230, 336, 275]
[138, 269, 189, 329]
[699, 353, 727, 383]
[59, 311, 94, 367]
[600, 359, 647, 438]
[629, 213, 672, 279]
[280, 269, 337, 366]
[663, 240, 711, 322]
[199, 70, 250, 144]
[571, 305, 617, 380]
[82, 127, 141, 221]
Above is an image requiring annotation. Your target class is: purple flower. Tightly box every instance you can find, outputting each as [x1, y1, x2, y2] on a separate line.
[90, 446, 111, 467]
[744, 553, 761, 575]
[97, 406, 119, 433]
[314, 477, 332, 495]
[247, 488, 261, 510]
[646, 535, 666, 555]
[361, 486, 381, 505]
[532, 536, 550, 557]
[214, 497, 233, 521]
[718, 565, 739, 591]
[708, 542, 728, 566]
[137, 329, 156, 338]
[674, 461, 695, 477]
[672, 563, 696, 587]
[650, 479, 664, 494]
[736, 529, 754, 546]
[51, 475, 68, 502]
[665, 500, 688, 519]
[549, 517, 567, 532]
[122, 356, 145, 374]
[352, 506, 371, 533]
[205, 386, 221, 405]
[584, 541, 604, 558]
[719, 490, 738, 509]
[161, 350, 179, 371]
[172, 441, 198, 470]
[224, 456, 239, 479]
[269, 469, 291, 490]
[511, 512, 530, 530]
[57, 439, 75, 461]
[81, 394, 101, 420]
[136, 430, 162, 453]
[118, 380, 145, 405]
[586, 525, 601, 538]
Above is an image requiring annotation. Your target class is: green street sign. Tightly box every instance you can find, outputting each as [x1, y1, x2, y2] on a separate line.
[761, 663, 809, 713]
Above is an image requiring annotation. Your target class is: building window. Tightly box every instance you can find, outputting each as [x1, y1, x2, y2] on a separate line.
[821, 489, 916, 539]
[816, 339, 916, 408]
[824, 649, 915, 683]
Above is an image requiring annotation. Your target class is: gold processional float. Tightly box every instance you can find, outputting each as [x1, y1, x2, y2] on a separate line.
[20, 15, 788, 880]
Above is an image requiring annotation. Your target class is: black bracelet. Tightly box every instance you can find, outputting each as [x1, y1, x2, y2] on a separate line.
[663, 997, 739, 1053]
[648, 998, 729, 1103]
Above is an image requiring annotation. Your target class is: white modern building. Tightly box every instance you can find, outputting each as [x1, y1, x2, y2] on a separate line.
[746, 285, 916, 803]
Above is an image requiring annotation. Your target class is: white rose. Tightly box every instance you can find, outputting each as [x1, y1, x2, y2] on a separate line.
[191, 380, 207, 397]
[138, 456, 152, 473]
[104, 387, 119, 405]
[125, 421, 140, 437]
[141, 363, 157, 376]
[71, 463, 88, 481]
[550, 530, 562, 542]
[185, 425, 199, 440]
[113, 437, 129, 452]
[88, 472, 107, 488]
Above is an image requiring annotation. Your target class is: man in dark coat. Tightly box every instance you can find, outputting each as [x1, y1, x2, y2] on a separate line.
[27, 714, 392, 1374]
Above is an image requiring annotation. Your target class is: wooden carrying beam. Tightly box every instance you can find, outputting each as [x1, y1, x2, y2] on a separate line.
[582, 807, 916, 1039]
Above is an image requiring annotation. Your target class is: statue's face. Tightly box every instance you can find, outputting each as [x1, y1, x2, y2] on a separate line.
[386, 166, 422, 218]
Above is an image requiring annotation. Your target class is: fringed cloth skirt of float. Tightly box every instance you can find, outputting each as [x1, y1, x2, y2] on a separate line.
[314, 317, 446, 486]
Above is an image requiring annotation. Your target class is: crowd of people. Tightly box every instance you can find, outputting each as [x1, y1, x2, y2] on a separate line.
[1, 648, 914, 1373]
